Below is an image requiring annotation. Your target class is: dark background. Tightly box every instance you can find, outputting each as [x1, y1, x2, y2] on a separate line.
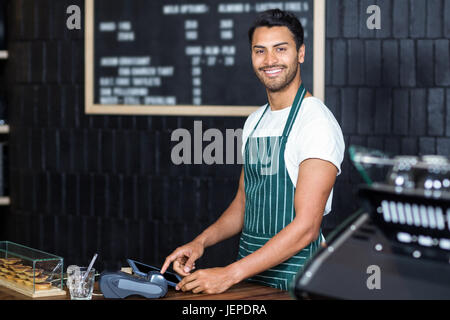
[0, 0, 449, 272]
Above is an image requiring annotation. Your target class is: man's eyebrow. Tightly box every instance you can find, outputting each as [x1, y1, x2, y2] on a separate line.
[252, 42, 289, 49]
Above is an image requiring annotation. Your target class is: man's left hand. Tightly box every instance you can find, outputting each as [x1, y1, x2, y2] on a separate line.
[176, 267, 239, 294]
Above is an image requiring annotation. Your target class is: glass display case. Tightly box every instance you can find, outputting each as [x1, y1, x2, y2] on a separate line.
[0, 241, 66, 297]
[349, 145, 450, 193]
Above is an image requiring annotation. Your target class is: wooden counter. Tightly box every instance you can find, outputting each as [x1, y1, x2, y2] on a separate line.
[0, 281, 294, 300]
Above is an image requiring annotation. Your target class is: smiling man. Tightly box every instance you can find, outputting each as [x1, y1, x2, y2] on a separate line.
[161, 9, 345, 293]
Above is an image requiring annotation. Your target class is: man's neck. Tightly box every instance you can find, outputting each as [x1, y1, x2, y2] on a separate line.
[267, 77, 304, 111]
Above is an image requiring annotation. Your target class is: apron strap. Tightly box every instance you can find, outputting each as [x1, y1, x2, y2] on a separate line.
[281, 84, 306, 138]
[249, 84, 307, 138]
[248, 103, 269, 138]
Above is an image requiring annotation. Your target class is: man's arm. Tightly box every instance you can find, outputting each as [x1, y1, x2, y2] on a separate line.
[228, 158, 336, 281]
[176, 158, 337, 293]
[161, 167, 245, 275]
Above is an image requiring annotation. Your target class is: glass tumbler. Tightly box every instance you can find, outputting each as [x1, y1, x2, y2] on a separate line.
[67, 267, 95, 300]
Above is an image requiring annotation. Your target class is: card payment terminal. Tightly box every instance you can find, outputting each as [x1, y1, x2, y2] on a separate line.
[99, 259, 181, 299]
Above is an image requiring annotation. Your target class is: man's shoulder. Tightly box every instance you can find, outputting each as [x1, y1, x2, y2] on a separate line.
[298, 97, 340, 126]
[301, 97, 330, 116]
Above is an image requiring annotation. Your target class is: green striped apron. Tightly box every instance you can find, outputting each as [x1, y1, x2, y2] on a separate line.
[237, 84, 323, 291]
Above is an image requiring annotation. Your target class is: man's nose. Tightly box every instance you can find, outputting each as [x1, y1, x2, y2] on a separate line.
[264, 50, 278, 66]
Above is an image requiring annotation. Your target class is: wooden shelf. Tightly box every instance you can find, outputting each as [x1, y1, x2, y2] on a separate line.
[0, 51, 8, 59]
[0, 197, 10, 205]
[0, 125, 9, 134]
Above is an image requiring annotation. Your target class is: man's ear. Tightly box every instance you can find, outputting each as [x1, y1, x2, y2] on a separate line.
[298, 43, 305, 64]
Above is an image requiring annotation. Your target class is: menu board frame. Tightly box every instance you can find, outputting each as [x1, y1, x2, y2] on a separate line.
[84, 0, 326, 116]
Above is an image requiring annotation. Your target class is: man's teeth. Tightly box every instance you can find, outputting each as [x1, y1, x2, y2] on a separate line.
[265, 69, 281, 74]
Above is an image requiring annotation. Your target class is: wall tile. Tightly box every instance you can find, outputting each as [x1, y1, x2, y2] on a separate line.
[427, 88, 445, 136]
[409, 89, 427, 136]
[365, 40, 381, 86]
[399, 39, 416, 87]
[437, 137, 450, 156]
[374, 88, 392, 134]
[326, 0, 341, 38]
[343, 0, 359, 38]
[393, 0, 409, 38]
[382, 40, 399, 87]
[445, 0, 450, 38]
[392, 89, 409, 135]
[435, 39, 450, 86]
[340, 88, 357, 134]
[332, 40, 347, 86]
[419, 137, 436, 155]
[446, 89, 450, 137]
[410, 0, 426, 38]
[357, 88, 374, 134]
[348, 39, 365, 85]
[427, 0, 443, 38]
[416, 40, 435, 87]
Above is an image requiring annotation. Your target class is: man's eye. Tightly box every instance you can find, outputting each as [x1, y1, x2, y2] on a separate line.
[255, 50, 264, 54]
[277, 47, 286, 52]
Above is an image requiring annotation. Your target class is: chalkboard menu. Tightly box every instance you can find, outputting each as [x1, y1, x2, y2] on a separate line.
[85, 0, 325, 116]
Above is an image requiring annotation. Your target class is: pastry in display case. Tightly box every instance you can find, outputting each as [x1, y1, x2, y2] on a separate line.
[0, 241, 66, 298]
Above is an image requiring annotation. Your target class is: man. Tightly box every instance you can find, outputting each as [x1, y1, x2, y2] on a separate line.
[161, 9, 344, 292]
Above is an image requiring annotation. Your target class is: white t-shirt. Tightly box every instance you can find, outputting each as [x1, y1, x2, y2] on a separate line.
[241, 97, 345, 215]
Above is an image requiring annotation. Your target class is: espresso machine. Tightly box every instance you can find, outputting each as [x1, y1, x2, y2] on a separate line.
[293, 146, 450, 299]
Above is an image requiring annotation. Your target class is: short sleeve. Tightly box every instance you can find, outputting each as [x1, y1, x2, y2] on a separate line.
[290, 118, 345, 176]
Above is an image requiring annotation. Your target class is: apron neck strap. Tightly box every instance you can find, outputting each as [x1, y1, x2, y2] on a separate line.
[250, 103, 269, 137]
[281, 84, 306, 138]
[249, 84, 307, 138]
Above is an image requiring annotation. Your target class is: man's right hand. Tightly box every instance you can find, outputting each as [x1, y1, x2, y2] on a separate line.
[160, 240, 205, 277]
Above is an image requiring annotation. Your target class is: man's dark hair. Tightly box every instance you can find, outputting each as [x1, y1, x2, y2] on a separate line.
[248, 9, 304, 50]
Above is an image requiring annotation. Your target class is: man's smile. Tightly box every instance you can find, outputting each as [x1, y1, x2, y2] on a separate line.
[260, 66, 285, 78]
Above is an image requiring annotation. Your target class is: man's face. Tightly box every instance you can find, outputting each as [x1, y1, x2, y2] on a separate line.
[251, 26, 304, 92]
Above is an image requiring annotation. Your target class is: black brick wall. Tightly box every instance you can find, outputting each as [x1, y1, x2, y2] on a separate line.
[2, 0, 243, 270]
[325, 0, 450, 228]
[1, 0, 449, 271]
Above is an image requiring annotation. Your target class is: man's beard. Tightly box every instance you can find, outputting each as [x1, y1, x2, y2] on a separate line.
[255, 62, 299, 93]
